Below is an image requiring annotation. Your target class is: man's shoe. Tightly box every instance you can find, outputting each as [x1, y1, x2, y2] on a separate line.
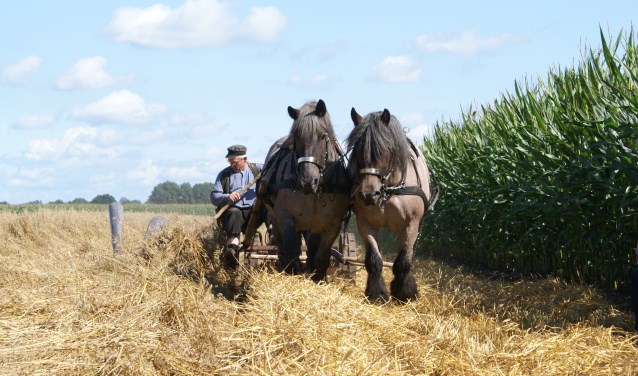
[221, 245, 239, 269]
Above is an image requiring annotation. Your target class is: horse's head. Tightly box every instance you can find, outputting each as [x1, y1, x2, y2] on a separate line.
[288, 99, 336, 194]
[348, 107, 409, 206]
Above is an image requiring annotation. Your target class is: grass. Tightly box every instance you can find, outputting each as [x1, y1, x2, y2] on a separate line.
[1, 208, 636, 374]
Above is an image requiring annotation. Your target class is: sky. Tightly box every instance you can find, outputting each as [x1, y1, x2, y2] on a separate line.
[0, 0, 635, 204]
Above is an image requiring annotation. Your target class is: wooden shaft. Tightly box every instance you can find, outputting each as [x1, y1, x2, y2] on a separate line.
[214, 171, 262, 220]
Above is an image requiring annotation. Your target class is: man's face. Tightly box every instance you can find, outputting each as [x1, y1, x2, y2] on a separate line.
[228, 156, 247, 172]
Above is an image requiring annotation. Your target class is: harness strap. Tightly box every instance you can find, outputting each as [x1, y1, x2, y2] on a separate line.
[359, 168, 385, 176]
[392, 186, 428, 203]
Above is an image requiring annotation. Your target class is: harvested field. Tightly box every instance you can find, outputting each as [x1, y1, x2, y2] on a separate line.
[1, 209, 636, 375]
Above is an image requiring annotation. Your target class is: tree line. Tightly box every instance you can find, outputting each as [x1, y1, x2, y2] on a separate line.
[1, 181, 215, 205]
[146, 181, 213, 204]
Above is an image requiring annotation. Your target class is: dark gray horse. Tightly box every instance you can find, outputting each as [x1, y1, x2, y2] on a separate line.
[257, 100, 351, 280]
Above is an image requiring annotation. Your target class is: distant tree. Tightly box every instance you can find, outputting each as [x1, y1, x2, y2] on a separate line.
[48, 199, 64, 204]
[178, 182, 193, 204]
[192, 182, 214, 204]
[0, 201, 8, 205]
[69, 198, 88, 204]
[26, 200, 42, 205]
[120, 197, 142, 205]
[91, 194, 116, 204]
[147, 181, 180, 203]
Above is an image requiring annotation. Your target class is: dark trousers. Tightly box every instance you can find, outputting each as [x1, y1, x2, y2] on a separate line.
[631, 267, 638, 331]
[221, 206, 252, 238]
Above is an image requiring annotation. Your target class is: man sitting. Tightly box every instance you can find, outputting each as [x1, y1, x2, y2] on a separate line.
[210, 144, 262, 268]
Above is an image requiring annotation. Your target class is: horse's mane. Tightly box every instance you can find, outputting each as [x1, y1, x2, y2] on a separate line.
[346, 110, 410, 177]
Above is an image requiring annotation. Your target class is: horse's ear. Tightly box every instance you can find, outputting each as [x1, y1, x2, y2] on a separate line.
[351, 107, 362, 126]
[381, 109, 391, 125]
[316, 99, 327, 117]
[288, 106, 299, 120]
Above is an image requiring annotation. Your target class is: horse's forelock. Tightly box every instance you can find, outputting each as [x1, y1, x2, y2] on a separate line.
[347, 111, 409, 173]
[290, 101, 336, 160]
[289, 101, 337, 143]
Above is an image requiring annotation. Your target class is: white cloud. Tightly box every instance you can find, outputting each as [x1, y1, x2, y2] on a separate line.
[416, 30, 527, 54]
[164, 166, 207, 182]
[26, 126, 98, 161]
[371, 56, 421, 83]
[400, 113, 435, 143]
[11, 167, 57, 187]
[56, 56, 115, 90]
[19, 167, 56, 180]
[240, 6, 287, 43]
[71, 90, 165, 124]
[126, 160, 162, 186]
[104, 0, 286, 48]
[13, 114, 55, 129]
[1, 55, 43, 83]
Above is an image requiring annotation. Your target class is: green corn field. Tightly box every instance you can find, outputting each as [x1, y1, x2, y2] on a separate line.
[420, 28, 638, 290]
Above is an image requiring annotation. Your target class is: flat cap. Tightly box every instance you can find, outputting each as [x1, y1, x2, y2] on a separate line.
[225, 144, 247, 158]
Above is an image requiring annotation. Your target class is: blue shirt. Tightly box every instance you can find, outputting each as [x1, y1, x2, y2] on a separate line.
[210, 163, 263, 209]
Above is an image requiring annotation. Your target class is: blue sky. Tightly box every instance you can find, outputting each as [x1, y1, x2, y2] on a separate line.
[0, 0, 635, 204]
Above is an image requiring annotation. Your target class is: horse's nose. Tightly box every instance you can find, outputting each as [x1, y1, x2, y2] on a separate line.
[302, 179, 318, 194]
[359, 191, 379, 205]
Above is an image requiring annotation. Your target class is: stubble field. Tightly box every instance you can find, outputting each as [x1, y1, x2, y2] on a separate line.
[1, 208, 637, 375]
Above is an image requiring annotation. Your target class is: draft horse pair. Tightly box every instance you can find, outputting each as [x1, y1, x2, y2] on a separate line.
[246, 99, 436, 303]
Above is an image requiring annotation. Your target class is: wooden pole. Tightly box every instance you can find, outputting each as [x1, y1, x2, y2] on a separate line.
[108, 202, 123, 254]
[213, 172, 262, 220]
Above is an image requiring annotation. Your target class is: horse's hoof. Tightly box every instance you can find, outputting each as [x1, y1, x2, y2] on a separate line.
[390, 275, 418, 302]
[310, 272, 326, 283]
[365, 278, 390, 304]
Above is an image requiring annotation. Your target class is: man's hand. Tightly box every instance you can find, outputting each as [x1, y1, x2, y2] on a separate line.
[228, 192, 241, 203]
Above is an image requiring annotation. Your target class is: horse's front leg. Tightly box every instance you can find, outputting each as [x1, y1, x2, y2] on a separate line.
[275, 211, 302, 274]
[390, 221, 419, 302]
[307, 225, 341, 283]
[304, 231, 320, 274]
[359, 222, 389, 303]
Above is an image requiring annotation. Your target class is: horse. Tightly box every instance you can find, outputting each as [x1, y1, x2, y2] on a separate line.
[256, 99, 351, 281]
[346, 107, 437, 303]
